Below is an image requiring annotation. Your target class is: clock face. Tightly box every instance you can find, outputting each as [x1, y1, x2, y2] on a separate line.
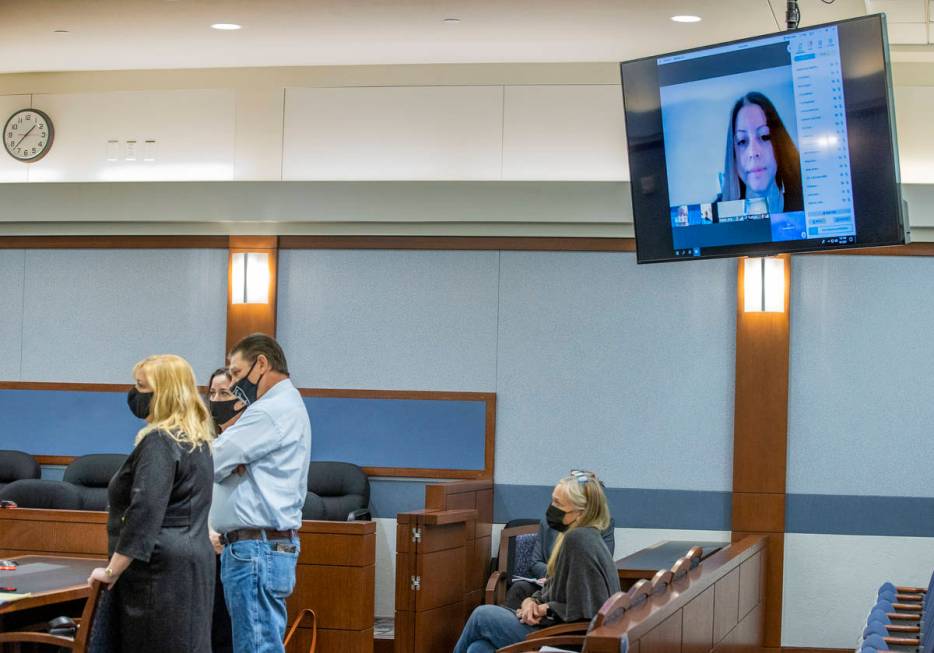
[4, 109, 54, 162]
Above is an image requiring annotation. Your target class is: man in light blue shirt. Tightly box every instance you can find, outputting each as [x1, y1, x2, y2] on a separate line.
[212, 334, 311, 653]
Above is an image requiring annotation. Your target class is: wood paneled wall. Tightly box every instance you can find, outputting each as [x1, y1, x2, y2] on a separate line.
[731, 256, 791, 651]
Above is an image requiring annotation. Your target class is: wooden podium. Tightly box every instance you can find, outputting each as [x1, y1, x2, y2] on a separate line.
[393, 480, 493, 653]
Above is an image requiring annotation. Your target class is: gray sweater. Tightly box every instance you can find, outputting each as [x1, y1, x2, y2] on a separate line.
[531, 526, 621, 623]
[530, 518, 615, 579]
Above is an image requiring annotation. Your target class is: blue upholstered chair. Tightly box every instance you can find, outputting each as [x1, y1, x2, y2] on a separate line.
[484, 520, 540, 605]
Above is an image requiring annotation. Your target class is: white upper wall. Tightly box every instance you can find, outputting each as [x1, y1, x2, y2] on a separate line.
[0, 61, 927, 185]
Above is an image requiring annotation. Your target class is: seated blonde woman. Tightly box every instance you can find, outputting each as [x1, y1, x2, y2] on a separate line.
[453, 470, 620, 653]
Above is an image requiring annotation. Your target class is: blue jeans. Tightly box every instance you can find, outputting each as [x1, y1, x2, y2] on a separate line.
[453, 604, 537, 653]
[220, 534, 300, 653]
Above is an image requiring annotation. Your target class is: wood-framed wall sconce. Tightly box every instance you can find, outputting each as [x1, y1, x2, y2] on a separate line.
[226, 236, 278, 352]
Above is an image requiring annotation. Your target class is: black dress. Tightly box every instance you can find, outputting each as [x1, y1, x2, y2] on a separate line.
[107, 429, 215, 653]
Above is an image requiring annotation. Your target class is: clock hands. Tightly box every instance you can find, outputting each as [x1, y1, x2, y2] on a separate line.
[12, 124, 37, 150]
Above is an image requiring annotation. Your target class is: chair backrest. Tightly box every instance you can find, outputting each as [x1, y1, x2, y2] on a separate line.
[496, 523, 540, 576]
[0, 450, 41, 490]
[686, 546, 703, 568]
[591, 591, 631, 630]
[626, 579, 652, 608]
[671, 556, 691, 580]
[76, 580, 116, 652]
[650, 569, 674, 595]
[63, 454, 127, 511]
[0, 479, 83, 510]
[302, 461, 369, 521]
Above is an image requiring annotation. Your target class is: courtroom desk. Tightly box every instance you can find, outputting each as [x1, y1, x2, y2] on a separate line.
[0, 509, 376, 653]
[616, 540, 728, 589]
[587, 536, 767, 653]
[288, 519, 376, 653]
[0, 555, 102, 616]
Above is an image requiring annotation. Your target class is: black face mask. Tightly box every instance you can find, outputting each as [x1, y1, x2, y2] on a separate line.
[210, 399, 243, 429]
[546, 504, 570, 533]
[127, 387, 153, 420]
[231, 359, 265, 407]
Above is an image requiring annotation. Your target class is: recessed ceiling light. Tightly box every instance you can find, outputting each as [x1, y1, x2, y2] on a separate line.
[442, 17, 461, 23]
[211, 23, 242, 30]
[671, 15, 702, 23]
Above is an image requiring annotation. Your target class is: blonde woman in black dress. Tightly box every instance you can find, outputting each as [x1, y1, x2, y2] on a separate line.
[88, 354, 215, 652]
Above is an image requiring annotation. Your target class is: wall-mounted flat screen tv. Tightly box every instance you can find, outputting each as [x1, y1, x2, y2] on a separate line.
[621, 14, 908, 263]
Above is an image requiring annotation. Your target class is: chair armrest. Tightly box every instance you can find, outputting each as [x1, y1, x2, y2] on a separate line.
[895, 586, 925, 593]
[496, 635, 586, 652]
[889, 603, 921, 612]
[0, 632, 76, 648]
[486, 571, 507, 605]
[347, 508, 371, 521]
[883, 636, 920, 646]
[887, 613, 919, 621]
[885, 624, 920, 633]
[525, 621, 590, 640]
[894, 593, 922, 602]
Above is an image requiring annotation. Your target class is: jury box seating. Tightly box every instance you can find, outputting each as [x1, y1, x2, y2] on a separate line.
[0, 450, 41, 492]
[489, 536, 767, 653]
[494, 545, 705, 652]
[858, 569, 934, 653]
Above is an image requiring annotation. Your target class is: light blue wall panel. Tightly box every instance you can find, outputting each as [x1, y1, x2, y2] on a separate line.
[788, 256, 934, 497]
[0, 250, 25, 380]
[20, 249, 227, 383]
[278, 250, 499, 391]
[495, 252, 736, 490]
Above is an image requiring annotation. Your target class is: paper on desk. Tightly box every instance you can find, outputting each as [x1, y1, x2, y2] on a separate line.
[0, 592, 32, 604]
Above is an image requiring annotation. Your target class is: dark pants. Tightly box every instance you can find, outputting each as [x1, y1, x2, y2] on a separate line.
[503, 580, 540, 610]
[212, 556, 234, 653]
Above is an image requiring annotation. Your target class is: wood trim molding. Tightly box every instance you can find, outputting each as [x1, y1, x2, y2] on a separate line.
[0, 236, 228, 249]
[0, 381, 130, 392]
[226, 235, 279, 351]
[812, 242, 934, 256]
[279, 235, 637, 252]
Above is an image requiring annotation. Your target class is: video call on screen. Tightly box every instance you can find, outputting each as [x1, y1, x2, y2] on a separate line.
[658, 26, 855, 258]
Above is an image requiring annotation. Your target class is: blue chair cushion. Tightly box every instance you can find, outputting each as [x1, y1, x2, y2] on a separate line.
[511, 532, 539, 581]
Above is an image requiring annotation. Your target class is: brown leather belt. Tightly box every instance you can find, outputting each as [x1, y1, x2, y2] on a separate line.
[222, 528, 296, 544]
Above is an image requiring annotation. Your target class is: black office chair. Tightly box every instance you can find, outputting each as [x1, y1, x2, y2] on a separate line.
[0, 478, 84, 510]
[63, 454, 127, 511]
[301, 461, 370, 521]
[0, 449, 41, 492]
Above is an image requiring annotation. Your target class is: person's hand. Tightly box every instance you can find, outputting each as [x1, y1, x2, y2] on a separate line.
[88, 567, 117, 589]
[532, 602, 549, 619]
[537, 577, 547, 586]
[517, 598, 542, 625]
[209, 529, 224, 555]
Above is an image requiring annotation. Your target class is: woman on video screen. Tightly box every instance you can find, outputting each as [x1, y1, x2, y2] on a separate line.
[720, 92, 802, 213]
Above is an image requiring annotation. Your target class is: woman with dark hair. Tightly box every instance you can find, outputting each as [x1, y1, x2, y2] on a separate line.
[720, 92, 802, 213]
[205, 367, 244, 653]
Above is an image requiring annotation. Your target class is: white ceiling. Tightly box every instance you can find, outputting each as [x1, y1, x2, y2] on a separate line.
[0, 0, 869, 74]
[865, 0, 933, 44]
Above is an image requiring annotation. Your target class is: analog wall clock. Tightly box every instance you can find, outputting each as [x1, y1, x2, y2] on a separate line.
[4, 109, 54, 162]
